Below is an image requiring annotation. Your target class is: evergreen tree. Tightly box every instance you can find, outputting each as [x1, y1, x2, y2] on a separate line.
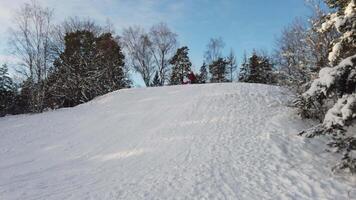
[238, 53, 249, 82]
[247, 53, 261, 83]
[0, 64, 13, 92]
[198, 62, 208, 84]
[13, 79, 32, 114]
[297, 0, 356, 173]
[169, 46, 192, 85]
[95, 33, 130, 91]
[0, 64, 15, 116]
[238, 52, 275, 84]
[46, 30, 128, 108]
[226, 50, 238, 82]
[209, 58, 228, 83]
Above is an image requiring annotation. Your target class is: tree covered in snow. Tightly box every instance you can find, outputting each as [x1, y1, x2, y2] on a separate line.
[0, 64, 16, 116]
[169, 46, 192, 85]
[297, 0, 356, 173]
[274, 2, 338, 91]
[274, 20, 313, 87]
[0, 64, 14, 93]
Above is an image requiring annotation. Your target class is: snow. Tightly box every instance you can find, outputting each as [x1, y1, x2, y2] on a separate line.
[321, 1, 355, 34]
[0, 83, 355, 199]
[320, 0, 356, 64]
[320, 13, 338, 32]
[345, 0, 356, 18]
[324, 94, 356, 128]
[329, 42, 343, 64]
[305, 54, 356, 97]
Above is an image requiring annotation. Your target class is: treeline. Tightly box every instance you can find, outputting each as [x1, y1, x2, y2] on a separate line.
[0, 1, 279, 117]
[166, 38, 276, 86]
[120, 29, 241, 86]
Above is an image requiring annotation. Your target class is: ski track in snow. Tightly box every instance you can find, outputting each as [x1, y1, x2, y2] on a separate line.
[0, 83, 355, 200]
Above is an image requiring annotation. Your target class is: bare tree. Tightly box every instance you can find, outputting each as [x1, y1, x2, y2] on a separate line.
[51, 17, 105, 59]
[226, 49, 237, 82]
[149, 23, 178, 86]
[304, 0, 338, 71]
[274, 0, 337, 89]
[274, 19, 311, 86]
[204, 37, 225, 64]
[121, 26, 155, 87]
[9, 0, 54, 112]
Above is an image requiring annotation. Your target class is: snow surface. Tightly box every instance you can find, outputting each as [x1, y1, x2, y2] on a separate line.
[0, 83, 355, 200]
[305, 54, 356, 97]
[324, 94, 356, 129]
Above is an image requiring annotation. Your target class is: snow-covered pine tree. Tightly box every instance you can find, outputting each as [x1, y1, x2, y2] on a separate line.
[0, 64, 13, 92]
[0, 64, 15, 116]
[274, 20, 312, 88]
[297, 0, 356, 173]
[169, 46, 192, 85]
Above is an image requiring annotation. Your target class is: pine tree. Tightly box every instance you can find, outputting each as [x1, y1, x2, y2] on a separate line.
[297, 0, 356, 173]
[46, 31, 128, 108]
[209, 58, 228, 83]
[0, 64, 13, 92]
[238, 53, 249, 82]
[248, 53, 262, 83]
[238, 52, 275, 84]
[0, 64, 15, 116]
[198, 62, 208, 83]
[258, 55, 275, 84]
[169, 46, 192, 85]
[226, 50, 237, 82]
[95, 33, 130, 92]
[13, 79, 32, 114]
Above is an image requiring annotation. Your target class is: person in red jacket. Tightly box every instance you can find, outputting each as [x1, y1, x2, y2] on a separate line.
[187, 71, 197, 84]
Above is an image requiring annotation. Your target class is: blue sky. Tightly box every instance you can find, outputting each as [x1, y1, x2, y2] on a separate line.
[0, 0, 312, 86]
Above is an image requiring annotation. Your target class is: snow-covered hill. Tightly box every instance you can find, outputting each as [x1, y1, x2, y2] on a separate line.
[0, 83, 355, 199]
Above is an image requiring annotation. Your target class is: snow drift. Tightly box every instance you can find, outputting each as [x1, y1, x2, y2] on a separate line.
[0, 83, 355, 199]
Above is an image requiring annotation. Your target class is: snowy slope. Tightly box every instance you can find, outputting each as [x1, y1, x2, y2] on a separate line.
[0, 83, 355, 200]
